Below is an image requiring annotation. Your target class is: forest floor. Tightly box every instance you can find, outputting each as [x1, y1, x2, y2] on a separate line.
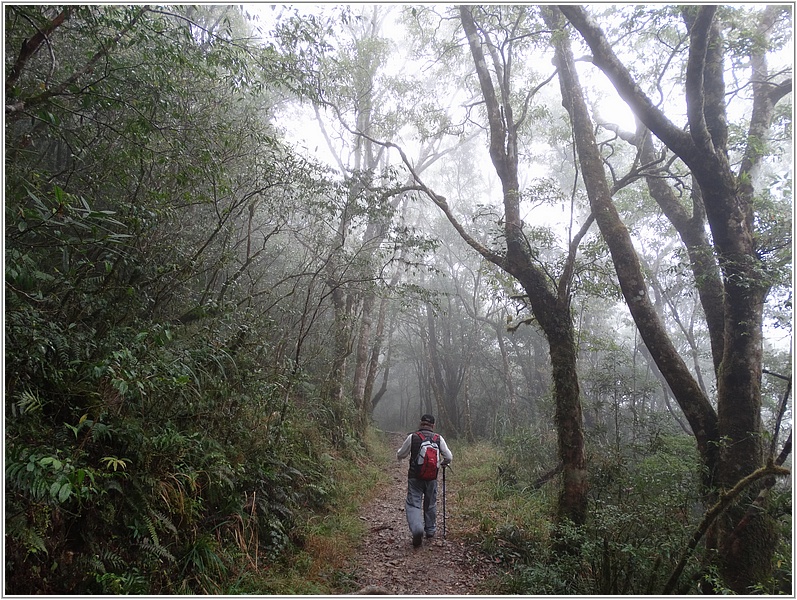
[346, 432, 502, 595]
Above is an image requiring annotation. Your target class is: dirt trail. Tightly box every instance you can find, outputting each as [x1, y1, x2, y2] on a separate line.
[347, 432, 501, 595]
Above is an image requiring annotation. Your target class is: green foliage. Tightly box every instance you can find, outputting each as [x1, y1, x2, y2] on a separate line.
[4, 4, 381, 595]
[471, 432, 717, 595]
[753, 182, 792, 290]
[5, 318, 360, 594]
[435, 436, 718, 596]
[497, 426, 559, 486]
[452, 440, 551, 572]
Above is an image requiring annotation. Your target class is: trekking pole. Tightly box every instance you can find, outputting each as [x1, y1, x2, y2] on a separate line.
[442, 464, 447, 542]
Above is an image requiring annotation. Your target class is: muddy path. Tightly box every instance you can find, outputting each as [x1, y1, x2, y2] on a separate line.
[346, 432, 501, 595]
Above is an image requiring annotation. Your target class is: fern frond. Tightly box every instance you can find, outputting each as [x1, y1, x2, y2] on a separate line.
[96, 548, 125, 571]
[140, 538, 176, 563]
[14, 388, 44, 415]
[5, 513, 48, 556]
[74, 550, 105, 574]
[150, 507, 178, 536]
[141, 513, 159, 548]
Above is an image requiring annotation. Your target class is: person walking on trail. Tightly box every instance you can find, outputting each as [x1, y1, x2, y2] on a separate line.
[396, 414, 453, 548]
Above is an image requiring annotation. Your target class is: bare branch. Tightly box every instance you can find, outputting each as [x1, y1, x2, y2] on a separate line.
[559, 5, 698, 165]
[681, 6, 719, 155]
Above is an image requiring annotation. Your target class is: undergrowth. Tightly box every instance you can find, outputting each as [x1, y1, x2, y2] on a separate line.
[240, 426, 392, 594]
[448, 432, 792, 595]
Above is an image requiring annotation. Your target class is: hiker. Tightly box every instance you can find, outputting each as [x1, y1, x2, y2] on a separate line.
[396, 414, 453, 547]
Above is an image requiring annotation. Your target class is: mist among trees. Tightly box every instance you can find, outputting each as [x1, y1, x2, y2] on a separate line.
[5, 4, 792, 595]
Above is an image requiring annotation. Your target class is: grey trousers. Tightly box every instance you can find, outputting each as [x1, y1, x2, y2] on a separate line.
[405, 477, 438, 537]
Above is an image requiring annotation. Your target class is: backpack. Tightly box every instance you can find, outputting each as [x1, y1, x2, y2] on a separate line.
[413, 430, 441, 480]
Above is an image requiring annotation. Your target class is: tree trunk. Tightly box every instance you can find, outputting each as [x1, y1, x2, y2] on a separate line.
[425, 302, 462, 435]
[369, 296, 396, 410]
[352, 290, 375, 428]
[547, 14, 721, 482]
[495, 323, 518, 434]
[459, 5, 588, 525]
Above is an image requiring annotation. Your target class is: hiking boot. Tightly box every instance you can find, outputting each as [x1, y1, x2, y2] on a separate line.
[412, 532, 423, 548]
[425, 532, 435, 539]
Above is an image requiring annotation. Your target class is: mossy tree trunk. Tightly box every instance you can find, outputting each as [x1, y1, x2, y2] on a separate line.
[457, 5, 589, 526]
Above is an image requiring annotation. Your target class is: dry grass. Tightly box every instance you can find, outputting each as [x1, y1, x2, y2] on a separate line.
[449, 439, 551, 541]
